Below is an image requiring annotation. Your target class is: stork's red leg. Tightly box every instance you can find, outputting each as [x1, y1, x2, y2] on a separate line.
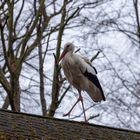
[78, 90, 87, 122]
[63, 97, 80, 117]
[63, 90, 87, 122]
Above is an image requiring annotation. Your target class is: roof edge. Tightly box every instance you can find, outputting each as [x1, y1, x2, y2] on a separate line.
[0, 109, 139, 134]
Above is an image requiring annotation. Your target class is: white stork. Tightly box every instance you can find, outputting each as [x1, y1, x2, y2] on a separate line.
[59, 43, 105, 122]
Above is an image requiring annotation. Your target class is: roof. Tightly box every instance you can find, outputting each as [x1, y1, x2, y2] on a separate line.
[0, 109, 140, 140]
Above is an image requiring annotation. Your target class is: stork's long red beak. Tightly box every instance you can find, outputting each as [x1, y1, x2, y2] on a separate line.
[58, 49, 67, 63]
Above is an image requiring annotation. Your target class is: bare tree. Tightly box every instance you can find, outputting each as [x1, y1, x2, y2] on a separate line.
[0, 0, 107, 114]
[78, 0, 140, 130]
[0, 0, 55, 112]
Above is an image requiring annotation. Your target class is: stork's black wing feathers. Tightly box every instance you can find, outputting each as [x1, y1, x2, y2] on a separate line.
[92, 66, 97, 74]
[86, 62, 97, 74]
[83, 69, 105, 101]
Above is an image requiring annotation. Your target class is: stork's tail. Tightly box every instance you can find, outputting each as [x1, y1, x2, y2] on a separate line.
[83, 70, 105, 102]
[86, 81, 105, 102]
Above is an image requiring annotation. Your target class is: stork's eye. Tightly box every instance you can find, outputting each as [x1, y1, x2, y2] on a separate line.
[66, 45, 70, 48]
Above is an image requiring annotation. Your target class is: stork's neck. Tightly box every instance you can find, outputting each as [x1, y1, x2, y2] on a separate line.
[66, 50, 73, 57]
[61, 50, 75, 68]
[62, 51, 74, 63]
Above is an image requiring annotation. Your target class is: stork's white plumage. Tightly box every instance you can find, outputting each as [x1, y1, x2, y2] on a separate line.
[59, 43, 105, 122]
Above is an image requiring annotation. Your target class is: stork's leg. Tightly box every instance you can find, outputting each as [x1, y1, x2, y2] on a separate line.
[63, 96, 80, 117]
[63, 90, 87, 122]
[78, 90, 87, 122]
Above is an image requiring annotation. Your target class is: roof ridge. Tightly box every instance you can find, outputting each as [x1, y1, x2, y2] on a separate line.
[0, 109, 139, 134]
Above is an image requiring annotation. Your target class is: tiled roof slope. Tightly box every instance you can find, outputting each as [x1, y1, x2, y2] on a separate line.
[0, 109, 140, 140]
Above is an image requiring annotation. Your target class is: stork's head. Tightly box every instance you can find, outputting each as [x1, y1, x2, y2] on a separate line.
[64, 42, 75, 52]
[58, 43, 75, 62]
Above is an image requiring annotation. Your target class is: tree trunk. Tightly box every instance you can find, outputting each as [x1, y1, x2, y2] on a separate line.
[48, 0, 67, 117]
[10, 58, 21, 112]
[38, 31, 47, 116]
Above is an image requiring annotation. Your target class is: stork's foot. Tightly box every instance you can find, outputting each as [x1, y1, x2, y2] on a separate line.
[63, 112, 71, 117]
[81, 120, 88, 123]
[84, 119, 88, 123]
[83, 112, 88, 123]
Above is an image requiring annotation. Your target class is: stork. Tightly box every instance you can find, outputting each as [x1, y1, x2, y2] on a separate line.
[59, 43, 105, 122]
